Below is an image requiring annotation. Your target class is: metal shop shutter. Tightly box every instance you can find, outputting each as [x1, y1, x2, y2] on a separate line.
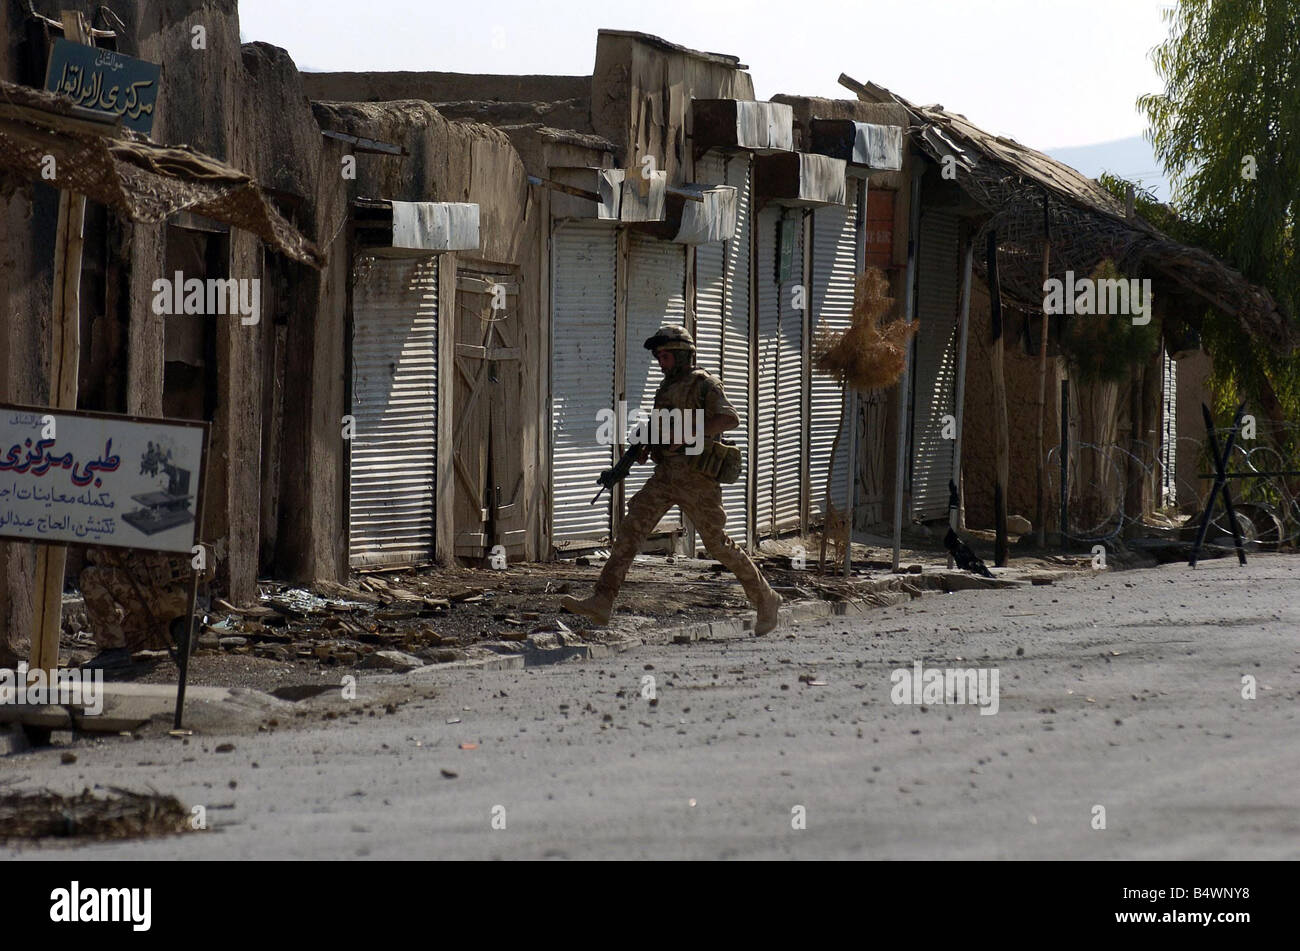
[722, 154, 753, 547]
[694, 152, 728, 375]
[349, 255, 439, 567]
[755, 205, 805, 537]
[1160, 350, 1177, 507]
[810, 179, 861, 521]
[624, 234, 688, 522]
[910, 208, 961, 520]
[551, 221, 617, 545]
[692, 152, 751, 547]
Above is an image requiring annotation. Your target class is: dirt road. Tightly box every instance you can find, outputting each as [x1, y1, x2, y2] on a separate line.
[3, 555, 1296, 859]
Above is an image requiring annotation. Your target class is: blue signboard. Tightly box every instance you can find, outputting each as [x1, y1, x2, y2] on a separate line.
[44, 38, 161, 135]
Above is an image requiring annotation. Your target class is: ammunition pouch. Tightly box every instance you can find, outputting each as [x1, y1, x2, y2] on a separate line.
[690, 438, 743, 484]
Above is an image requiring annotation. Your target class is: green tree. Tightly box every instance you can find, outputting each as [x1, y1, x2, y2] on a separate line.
[1136, 0, 1299, 429]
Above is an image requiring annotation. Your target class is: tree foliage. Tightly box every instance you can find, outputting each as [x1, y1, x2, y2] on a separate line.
[1134, 0, 1299, 426]
[1058, 258, 1161, 385]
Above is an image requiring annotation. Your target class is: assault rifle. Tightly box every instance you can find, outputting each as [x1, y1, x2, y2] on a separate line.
[590, 442, 645, 504]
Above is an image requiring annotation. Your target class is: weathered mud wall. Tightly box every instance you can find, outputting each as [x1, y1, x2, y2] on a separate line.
[960, 281, 1062, 532]
[960, 277, 1167, 536]
[302, 71, 590, 110]
[591, 32, 754, 184]
[311, 99, 545, 564]
[0, 2, 54, 652]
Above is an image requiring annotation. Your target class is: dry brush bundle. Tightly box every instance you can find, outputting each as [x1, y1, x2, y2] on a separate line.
[813, 267, 917, 391]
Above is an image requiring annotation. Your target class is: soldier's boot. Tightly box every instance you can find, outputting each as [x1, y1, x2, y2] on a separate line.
[560, 585, 616, 626]
[698, 531, 782, 635]
[753, 588, 783, 636]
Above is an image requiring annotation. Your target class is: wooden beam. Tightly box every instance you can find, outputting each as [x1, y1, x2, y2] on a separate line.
[527, 174, 602, 204]
[319, 129, 407, 156]
[891, 171, 921, 571]
[950, 229, 974, 565]
[1036, 192, 1051, 547]
[31, 10, 90, 674]
[988, 228, 1010, 567]
[844, 176, 867, 577]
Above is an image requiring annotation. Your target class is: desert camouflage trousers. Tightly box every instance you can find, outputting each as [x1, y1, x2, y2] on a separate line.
[595, 457, 775, 607]
[81, 549, 192, 651]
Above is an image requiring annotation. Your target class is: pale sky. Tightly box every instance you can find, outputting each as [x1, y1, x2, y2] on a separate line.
[240, 0, 1176, 152]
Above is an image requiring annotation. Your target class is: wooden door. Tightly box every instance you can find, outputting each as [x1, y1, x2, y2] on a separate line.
[452, 268, 525, 563]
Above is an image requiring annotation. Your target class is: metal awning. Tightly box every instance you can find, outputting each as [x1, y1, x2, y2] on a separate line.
[692, 99, 793, 153]
[809, 118, 904, 170]
[0, 79, 322, 267]
[753, 151, 847, 207]
[353, 198, 480, 254]
[632, 183, 738, 244]
[537, 167, 667, 222]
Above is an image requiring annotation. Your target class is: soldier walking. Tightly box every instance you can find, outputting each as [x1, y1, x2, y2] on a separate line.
[562, 325, 782, 635]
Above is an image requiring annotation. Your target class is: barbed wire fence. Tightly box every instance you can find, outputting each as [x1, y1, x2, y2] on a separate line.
[1042, 422, 1300, 548]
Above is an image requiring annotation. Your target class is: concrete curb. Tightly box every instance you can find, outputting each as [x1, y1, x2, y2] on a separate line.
[0, 682, 296, 737]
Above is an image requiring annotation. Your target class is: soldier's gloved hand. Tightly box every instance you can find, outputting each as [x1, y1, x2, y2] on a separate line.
[637, 445, 651, 464]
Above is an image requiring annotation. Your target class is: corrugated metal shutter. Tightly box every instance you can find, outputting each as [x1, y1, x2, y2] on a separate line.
[691, 152, 750, 547]
[911, 208, 961, 520]
[624, 235, 687, 517]
[552, 221, 617, 544]
[755, 206, 804, 537]
[721, 154, 752, 547]
[810, 180, 860, 520]
[694, 152, 727, 374]
[1161, 349, 1176, 507]
[349, 256, 439, 567]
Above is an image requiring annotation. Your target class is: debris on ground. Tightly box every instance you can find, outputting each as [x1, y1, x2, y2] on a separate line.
[40, 537, 1094, 693]
[0, 788, 192, 843]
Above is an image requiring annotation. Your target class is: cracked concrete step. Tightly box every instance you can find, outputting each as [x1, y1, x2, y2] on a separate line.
[0, 682, 294, 735]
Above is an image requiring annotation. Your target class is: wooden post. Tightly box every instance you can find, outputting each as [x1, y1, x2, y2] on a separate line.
[1060, 378, 1069, 552]
[891, 170, 922, 572]
[31, 11, 91, 674]
[987, 229, 1010, 567]
[843, 176, 867, 578]
[1036, 192, 1051, 547]
[948, 231, 974, 568]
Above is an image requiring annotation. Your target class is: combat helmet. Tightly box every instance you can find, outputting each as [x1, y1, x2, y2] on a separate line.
[644, 324, 695, 353]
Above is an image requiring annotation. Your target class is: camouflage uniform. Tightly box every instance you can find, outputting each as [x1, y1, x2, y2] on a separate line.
[564, 325, 781, 633]
[80, 548, 192, 652]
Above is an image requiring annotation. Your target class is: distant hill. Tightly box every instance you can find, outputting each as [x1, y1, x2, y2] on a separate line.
[1046, 135, 1172, 204]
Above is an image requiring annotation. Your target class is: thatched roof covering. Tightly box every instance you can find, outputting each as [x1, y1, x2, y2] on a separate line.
[841, 75, 1293, 351]
[0, 80, 322, 267]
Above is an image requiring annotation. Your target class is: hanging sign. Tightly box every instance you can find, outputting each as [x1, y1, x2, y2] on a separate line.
[44, 38, 161, 134]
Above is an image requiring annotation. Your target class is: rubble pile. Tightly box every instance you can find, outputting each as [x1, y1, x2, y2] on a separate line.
[0, 788, 192, 842]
